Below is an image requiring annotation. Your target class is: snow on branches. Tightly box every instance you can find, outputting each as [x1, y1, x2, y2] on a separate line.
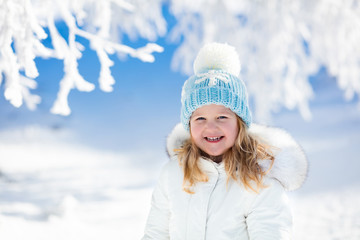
[168, 0, 360, 123]
[1, 0, 360, 121]
[0, 0, 165, 115]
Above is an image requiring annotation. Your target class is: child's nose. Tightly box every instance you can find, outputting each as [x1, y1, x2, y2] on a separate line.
[205, 120, 218, 130]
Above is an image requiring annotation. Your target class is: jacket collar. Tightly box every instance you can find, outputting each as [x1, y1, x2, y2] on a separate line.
[166, 123, 308, 191]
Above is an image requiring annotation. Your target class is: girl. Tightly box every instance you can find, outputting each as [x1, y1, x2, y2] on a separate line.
[142, 43, 308, 239]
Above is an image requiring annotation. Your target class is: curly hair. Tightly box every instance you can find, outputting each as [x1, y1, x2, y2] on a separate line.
[176, 117, 275, 194]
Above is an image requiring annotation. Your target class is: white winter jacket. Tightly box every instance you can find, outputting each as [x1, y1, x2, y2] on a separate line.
[142, 124, 308, 240]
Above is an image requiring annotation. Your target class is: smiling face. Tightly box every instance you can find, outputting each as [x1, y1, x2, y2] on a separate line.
[190, 104, 239, 161]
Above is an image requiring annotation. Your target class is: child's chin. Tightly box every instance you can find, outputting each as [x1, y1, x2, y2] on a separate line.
[206, 148, 231, 158]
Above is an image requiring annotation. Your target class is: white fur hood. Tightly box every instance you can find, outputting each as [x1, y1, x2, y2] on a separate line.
[166, 123, 308, 191]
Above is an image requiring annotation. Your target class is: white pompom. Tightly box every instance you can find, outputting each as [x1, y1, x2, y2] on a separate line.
[193, 42, 241, 76]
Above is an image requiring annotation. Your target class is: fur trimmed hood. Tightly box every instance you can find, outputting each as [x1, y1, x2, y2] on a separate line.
[166, 123, 308, 191]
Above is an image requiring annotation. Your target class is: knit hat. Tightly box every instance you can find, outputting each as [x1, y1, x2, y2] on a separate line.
[181, 42, 252, 131]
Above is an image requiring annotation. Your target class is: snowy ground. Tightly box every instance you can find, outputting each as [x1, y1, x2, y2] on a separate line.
[0, 127, 158, 240]
[1, 82, 360, 239]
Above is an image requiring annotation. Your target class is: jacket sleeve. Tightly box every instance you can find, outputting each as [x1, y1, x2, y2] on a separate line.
[142, 163, 171, 240]
[245, 178, 293, 239]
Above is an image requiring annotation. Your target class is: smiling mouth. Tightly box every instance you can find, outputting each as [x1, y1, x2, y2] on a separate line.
[205, 136, 224, 142]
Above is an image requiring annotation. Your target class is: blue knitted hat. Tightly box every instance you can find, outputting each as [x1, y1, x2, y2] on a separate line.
[181, 42, 252, 131]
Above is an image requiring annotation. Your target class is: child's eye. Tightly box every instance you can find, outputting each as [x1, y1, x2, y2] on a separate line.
[196, 117, 206, 121]
[218, 116, 227, 119]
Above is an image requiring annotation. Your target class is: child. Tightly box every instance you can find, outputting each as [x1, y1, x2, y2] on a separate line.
[142, 43, 308, 239]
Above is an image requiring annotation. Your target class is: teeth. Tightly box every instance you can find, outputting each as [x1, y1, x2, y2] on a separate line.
[206, 137, 221, 141]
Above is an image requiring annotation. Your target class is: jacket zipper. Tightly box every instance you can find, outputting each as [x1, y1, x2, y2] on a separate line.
[202, 165, 220, 240]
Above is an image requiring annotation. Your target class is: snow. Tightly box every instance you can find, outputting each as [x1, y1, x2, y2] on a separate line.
[291, 188, 360, 239]
[0, 127, 157, 240]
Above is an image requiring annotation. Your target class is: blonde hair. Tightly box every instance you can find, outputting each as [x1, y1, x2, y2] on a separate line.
[176, 117, 275, 194]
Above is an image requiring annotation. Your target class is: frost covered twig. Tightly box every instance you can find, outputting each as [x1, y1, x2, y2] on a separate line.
[0, 0, 165, 115]
[0, 0, 46, 109]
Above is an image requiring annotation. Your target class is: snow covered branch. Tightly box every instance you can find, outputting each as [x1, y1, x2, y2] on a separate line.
[0, 0, 165, 115]
[169, 0, 360, 123]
